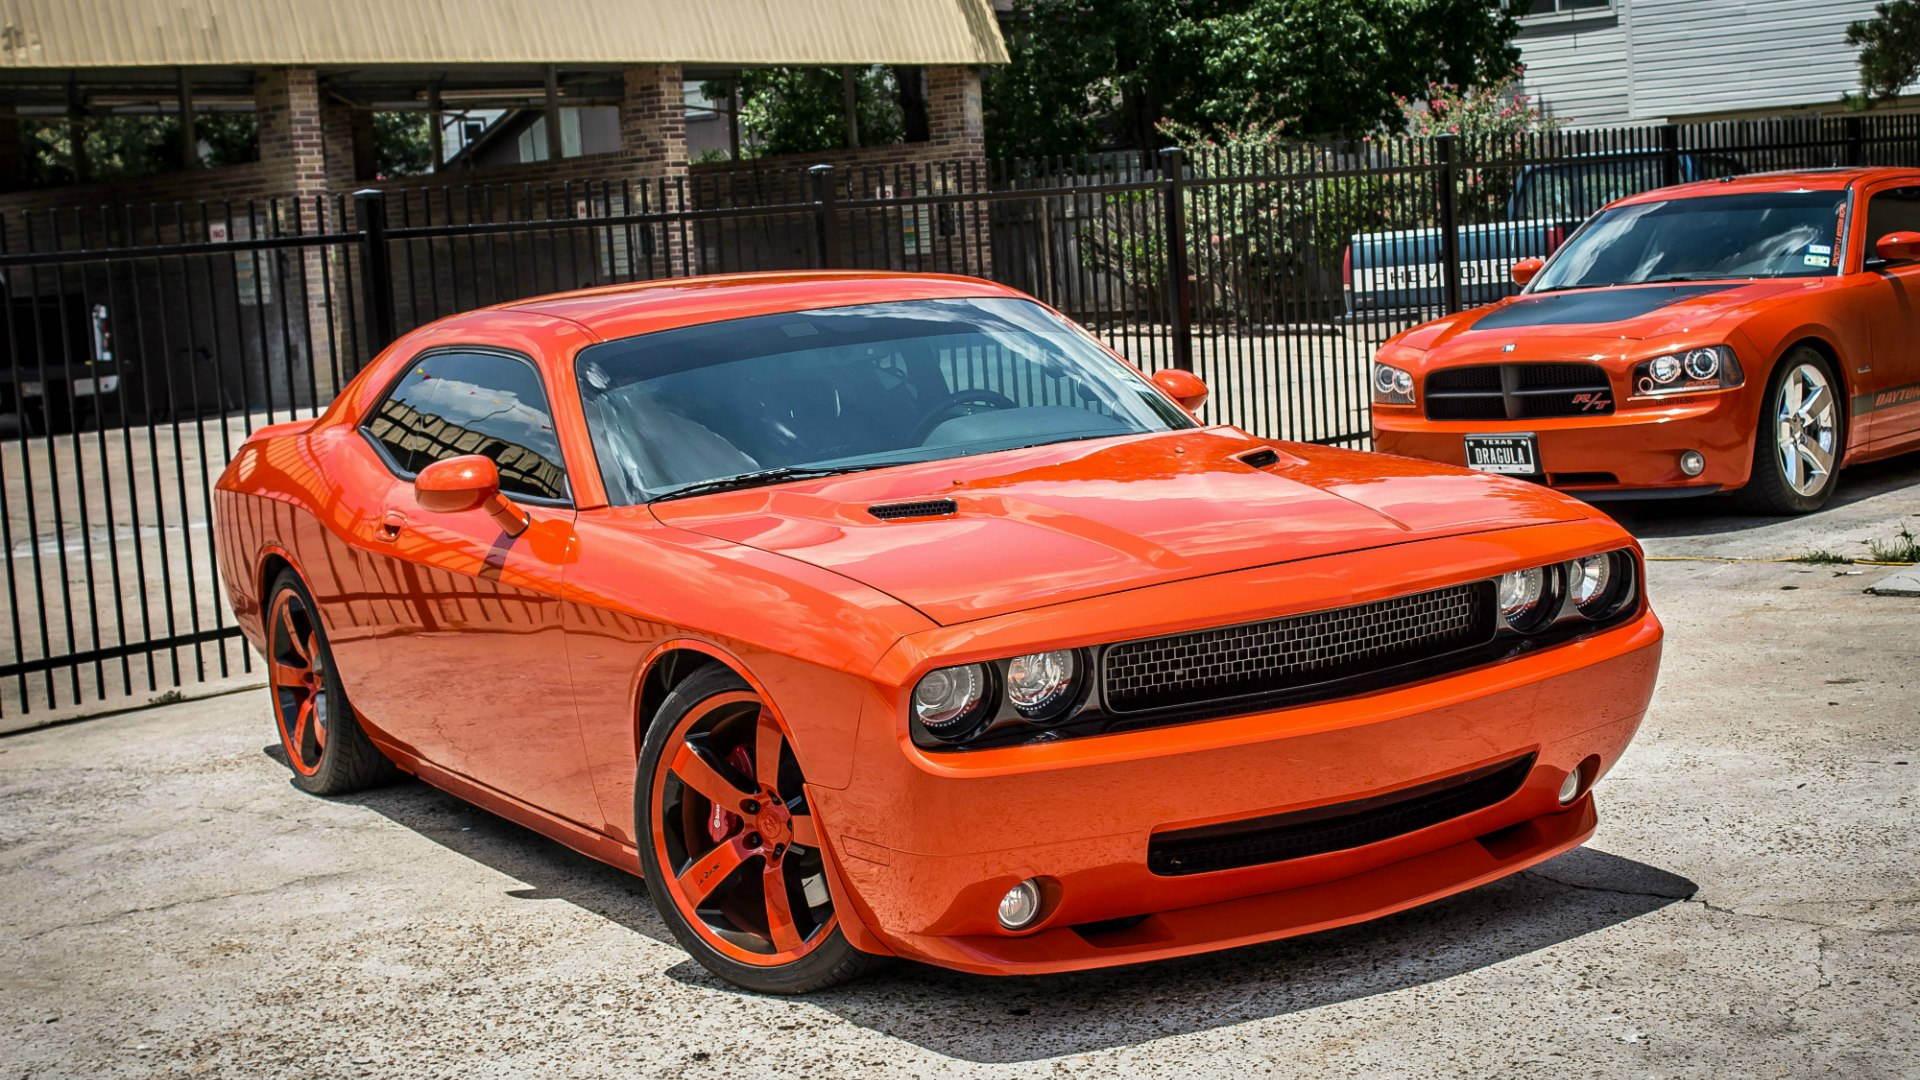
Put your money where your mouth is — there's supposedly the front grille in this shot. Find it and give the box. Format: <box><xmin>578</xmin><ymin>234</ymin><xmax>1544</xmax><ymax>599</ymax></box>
<box><xmin>1425</xmin><ymin>362</ymin><xmax>1614</xmax><ymax>421</ymax></box>
<box><xmin>867</xmin><ymin>498</ymin><xmax>957</xmax><ymax>520</ymax></box>
<box><xmin>1147</xmin><ymin>754</ymin><xmax>1536</xmax><ymax>875</ymax></box>
<box><xmin>1102</xmin><ymin>582</ymin><xmax>1495</xmax><ymax>716</ymax></box>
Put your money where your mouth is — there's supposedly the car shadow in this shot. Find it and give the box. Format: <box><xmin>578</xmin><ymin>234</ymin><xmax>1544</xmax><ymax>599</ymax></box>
<box><xmin>682</xmin><ymin>846</ymin><xmax>1696</xmax><ymax>1063</ymax></box>
<box><xmin>1598</xmin><ymin>452</ymin><xmax>1920</xmax><ymax>539</ymax></box>
<box><xmin>279</xmin><ymin>749</ymin><xmax>1697</xmax><ymax>1064</ymax></box>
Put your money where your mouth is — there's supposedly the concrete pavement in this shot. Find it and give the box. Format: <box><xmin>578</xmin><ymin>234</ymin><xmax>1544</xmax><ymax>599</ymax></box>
<box><xmin>3</xmin><ymin>484</ymin><xmax>1918</xmax><ymax>1077</ymax></box>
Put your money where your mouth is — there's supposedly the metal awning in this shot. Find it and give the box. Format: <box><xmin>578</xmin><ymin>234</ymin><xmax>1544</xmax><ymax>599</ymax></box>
<box><xmin>0</xmin><ymin>0</ymin><xmax>1009</xmax><ymax>68</ymax></box>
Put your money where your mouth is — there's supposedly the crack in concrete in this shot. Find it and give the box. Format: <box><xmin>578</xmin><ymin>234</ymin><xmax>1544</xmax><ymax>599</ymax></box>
<box><xmin>15</xmin><ymin>869</ymin><xmax>358</xmax><ymax>942</ymax></box>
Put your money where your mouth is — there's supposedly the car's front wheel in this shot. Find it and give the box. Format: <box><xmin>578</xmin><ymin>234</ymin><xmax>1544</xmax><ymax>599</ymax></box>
<box><xmin>265</xmin><ymin>569</ymin><xmax>399</xmax><ymax>795</ymax></box>
<box><xmin>1741</xmin><ymin>346</ymin><xmax>1845</xmax><ymax>514</ymax></box>
<box><xmin>635</xmin><ymin>666</ymin><xmax>885</xmax><ymax>994</ymax></box>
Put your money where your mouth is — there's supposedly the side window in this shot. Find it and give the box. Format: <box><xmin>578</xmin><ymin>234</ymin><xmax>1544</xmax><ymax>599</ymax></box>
<box><xmin>1866</xmin><ymin>187</ymin><xmax>1920</xmax><ymax>248</ymax></box>
<box><xmin>364</xmin><ymin>350</ymin><xmax>569</xmax><ymax>503</ymax></box>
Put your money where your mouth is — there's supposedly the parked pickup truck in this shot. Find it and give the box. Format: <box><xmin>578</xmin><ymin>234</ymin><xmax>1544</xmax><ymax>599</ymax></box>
<box><xmin>1343</xmin><ymin>151</ymin><xmax>1746</xmax><ymax>319</ymax></box>
<box><xmin>0</xmin><ymin>277</ymin><xmax>116</xmax><ymax>435</ymax></box>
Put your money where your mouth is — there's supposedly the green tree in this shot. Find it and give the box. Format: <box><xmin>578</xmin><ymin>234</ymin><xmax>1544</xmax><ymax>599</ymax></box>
<box><xmin>374</xmin><ymin>113</ymin><xmax>434</xmax><ymax>176</ymax></box>
<box><xmin>1847</xmin><ymin>0</ymin><xmax>1920</xmax><ymax>106</ymax></box>
<box><xmin>986</xmin><ymin>0</ymin><xmax>1521</xmax><ymax>158</ymax></box>
<box><xmin>702</xmin><ymin>67</ymin><xmax>904</xmax><ymax>159</ymax></box>
<box><xmin>24</xmin><ymin>113</ymin><xmax>258</xmax><ymax>186</ymax></box>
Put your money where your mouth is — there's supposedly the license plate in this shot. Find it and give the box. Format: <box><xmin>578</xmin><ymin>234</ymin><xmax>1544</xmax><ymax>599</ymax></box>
<box><xmin>20</xmin><ymin>380</ymin><xmax>42</xmax><ymax>398</ymax></box>
<box><xmin>1464</xmin><ymin>433</ymin><xmax>1539</xmax><ymax>475</ymax></box>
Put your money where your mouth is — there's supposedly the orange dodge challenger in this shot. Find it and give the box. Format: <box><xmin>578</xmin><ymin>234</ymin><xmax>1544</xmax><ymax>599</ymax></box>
<box><xmin>1372</xmin><ymin>168</ymin><xmax>1920</xmax><ymax>513</ymax></box>
<box><xmin>214</xmin><ymin>272</ymin><xmax>1662</xmax><ymax>993</ymax></box>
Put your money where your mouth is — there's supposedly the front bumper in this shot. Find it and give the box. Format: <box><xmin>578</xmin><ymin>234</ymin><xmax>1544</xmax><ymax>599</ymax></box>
<box><xmin>1372</xmin><ymin>393</ymin><xmax>1754</xmax><ymax>493</ymax></box>
<box><xmin>812</xmin><ymin>528</ymin><xmax>1662</xmax><ymax>975</ymax></box>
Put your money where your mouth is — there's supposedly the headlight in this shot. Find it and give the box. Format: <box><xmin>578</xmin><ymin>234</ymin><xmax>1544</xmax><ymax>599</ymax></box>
<box><xmin>1567</xmin><ymin>550</ymin><xmax>1634</xmax><ymax>620</ymax></box>
<box><xmin>1634</xmin><ymin>345</ymin><xmax>1743</xmax><ymax>396</ymax></box>
<box><xmin>1005</xmin><ymin>650</ymin><xmax>1080</xmax><ymax>722</ymax></box>
<box><xmin>912</xmin><ymin>663</ymin><xmax>989</xmax><ymax>739</ymax></box>
<box><xmin>1371</xmin><ymin>361</ymin><xmax>1415</xmax><ymax>406</ymax></box>
<box><xmin>1497</xmin><ymin>566</ymin><xmax>1558</xmax><ymax>632</ymax></box>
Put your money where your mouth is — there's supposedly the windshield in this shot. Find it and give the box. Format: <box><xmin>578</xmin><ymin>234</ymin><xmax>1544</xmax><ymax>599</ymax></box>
<box><xmin>1530</xmin><ymin>191</ymin><xmax>1847</xmax><ymax>292</ymax></box>
<box><xmin>574</xmin><ymin>297</ymin><xmax>1194</xmax><ymax>504</ymax></box>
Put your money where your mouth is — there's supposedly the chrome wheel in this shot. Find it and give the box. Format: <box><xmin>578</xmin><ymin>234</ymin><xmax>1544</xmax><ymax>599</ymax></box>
<box><xmin>1774</xmin><ymin>361</ymin><xmax>1837</xmax><ymax>498</ymax></box>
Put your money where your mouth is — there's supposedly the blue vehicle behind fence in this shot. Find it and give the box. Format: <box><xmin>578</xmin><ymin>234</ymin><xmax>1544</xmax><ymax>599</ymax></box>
<box><xmin>1343</xmin><ymin>151</ymin><xmax>1746</xmax><ymax>319</ymax></box>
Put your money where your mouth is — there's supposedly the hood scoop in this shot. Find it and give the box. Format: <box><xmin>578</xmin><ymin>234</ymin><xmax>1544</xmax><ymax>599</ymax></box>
<box><xmin>868</xmin><ymin>498</ymin><xmax>959</xmax><ymax>521</ymax></box>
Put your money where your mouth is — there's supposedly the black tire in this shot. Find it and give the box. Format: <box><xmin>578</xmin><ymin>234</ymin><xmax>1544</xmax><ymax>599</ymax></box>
<box><xmin>265</xmin><ymin>569</ymin><xmax>400</xmax><ymax>795</ymax></box>
<box><xmin>1737</xmin><ymin>346</ymin><xmax>1846</xmax><ymax>515</ymax></box>
<box><xmin>634</xmin><ymin>665</ymin><xmax>887</xmax><ymax>994</ymax></box>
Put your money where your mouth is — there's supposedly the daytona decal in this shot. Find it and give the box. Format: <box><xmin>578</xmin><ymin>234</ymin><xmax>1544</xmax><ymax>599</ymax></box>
<box><xmin>1852</xmin><ymin>380</ymin><xmax>1920</xmax><ymax>414</ymax></box>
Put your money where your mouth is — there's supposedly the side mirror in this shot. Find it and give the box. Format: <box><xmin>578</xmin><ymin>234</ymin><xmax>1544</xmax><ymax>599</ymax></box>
<box><xmin>1875</xmin><ymin>231</ymin><xmax>1920</xmax><ymax>264</ymax></box>
<box><xmin>415</xmin><ymin>454</ymin><xmax>529</xmax><ymax>536</ymax></box>
<box><xmin>1511</xmin><ymin>257</ymin><xmax>1546</xmax><ymax>286</ymax></box>
<box><xmin>1152</xmin><ymin>368</ymin><xmax>1210</xmax><ymax>413</ymax></box>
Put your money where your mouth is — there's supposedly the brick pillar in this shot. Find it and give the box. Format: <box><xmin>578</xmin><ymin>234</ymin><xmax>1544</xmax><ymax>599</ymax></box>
<box><xmin>619</xmin><ymin>63</ymin><xmax>692</xmax><ymax>275</ymax></box>
<box><xmin>253</xmin><ymin>66</ymin><xmax>340</xmax><ymax>409</ymax></box>
<box><xmin>924</xmin><ymin>66</ymin><xmax>990</xmax><ymax>277</ymax></box>
<box><xmin>0</xmin><ymin>105</ymin><xmax>22</xmax><ymax>193</ymax></box>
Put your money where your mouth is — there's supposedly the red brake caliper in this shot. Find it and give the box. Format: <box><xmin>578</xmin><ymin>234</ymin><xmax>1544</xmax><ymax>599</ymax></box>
<box><xmin>707</xmin><ymin>746</ymin><xmax>756</xmax><ymax>842</ymax></box>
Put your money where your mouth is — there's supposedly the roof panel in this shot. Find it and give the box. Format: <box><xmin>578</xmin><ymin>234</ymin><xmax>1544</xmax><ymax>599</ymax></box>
<box><xmin>0</xmin><ymin>0</ymin><xmax>1009</xmax><ymax>67</ymax></box>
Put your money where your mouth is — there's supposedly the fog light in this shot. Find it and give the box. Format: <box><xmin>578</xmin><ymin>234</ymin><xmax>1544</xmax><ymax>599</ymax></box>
<box><xmin>1679</xmin><ymin>450</ymin><xmax>1705</xmax><ymax>477</ymax></box>
<box><xmin>997</xmin><ymin>879</ymin><xmax>1044</xmax><ymax>931</ymax></box>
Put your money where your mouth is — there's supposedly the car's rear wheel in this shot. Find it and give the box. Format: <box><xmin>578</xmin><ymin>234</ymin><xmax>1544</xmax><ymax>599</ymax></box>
<box><xmin>265</xmin><ymin>569</ymin><xmax>398</xmax><ymax>795</ymax></box>
<box><xmin>1740</xmin><ymin>346</ymin><xmax>1844</xmax><ymax>515</ymax></box>
<box><xmin>635</xmin><ymin>666</ymin><xmax>885</xmax><ymax>994</ymax></box>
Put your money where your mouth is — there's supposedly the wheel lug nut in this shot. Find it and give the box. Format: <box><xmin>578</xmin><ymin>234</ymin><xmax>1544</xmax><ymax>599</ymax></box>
<box><xmin>741</xmin><ymin>799</ymin><xmax>759</xmax><ymax>815</ymax></box>
<box><xmin>773</xmin><ymin>844</ymin><xmax>786</xmax><ymax>859</ymax></box>
<box><xmin>745</xmin><ymin>832</ymin><xmax>762</xmax><ymax>848</ymax></box>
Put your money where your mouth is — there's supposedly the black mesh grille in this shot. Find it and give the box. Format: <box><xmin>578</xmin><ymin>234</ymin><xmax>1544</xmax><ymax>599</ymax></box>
<box><xmin>1424</xmin><ymin>362</ymin><xmax>1613</xmax><ymax>421</ymax></box>
<box><xmin>1102</xmin><ymin>583</ymin><xmax>1494</xmax><ymax>715</ymax></box>
<box><xmin>868</xmin><ymin>499</ymin><xmax>958</xmax><ymax>520</ymax></box>
<box><xmin>1147</xmin><ymin>754</ymin><xmax>1536</xmax><ymax>875</ymax></box>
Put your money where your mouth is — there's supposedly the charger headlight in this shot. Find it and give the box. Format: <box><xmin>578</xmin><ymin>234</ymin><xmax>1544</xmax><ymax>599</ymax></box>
<box><xmin>1372</xmin><ymin>362</ymin><xmax>1415</xmax><ymax>406</ymax></box>
<box><xmin>1634</xmin><ymin>346</ymin><xmax>1743</xmax><ymax>396</ymax></box>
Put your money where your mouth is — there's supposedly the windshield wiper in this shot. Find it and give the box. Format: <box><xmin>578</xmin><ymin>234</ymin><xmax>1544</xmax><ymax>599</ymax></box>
<box><xmin>649</xmin><ymin>463</ymin><xmax>899</xmax><ymax>502</ymax></box>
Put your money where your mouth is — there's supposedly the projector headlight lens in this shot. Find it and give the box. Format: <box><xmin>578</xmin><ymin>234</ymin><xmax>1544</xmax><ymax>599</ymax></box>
<box><xmin>1005</xmin><ymin>650</ymin><xmax>1080</xmax><ymax>722</ymax></box>
<box><xmin>1498</xmin><ymin>566</ymin><xmax>1556</xmax><ymax>632</ymax></box>
<box><xmin>913</xmin><ymin>663</ymin><xmax>989</xmax><ymax>738</ymax></box>
<box><xmin>1569</xmin><ymin>550</ymin><xmax>1633</xmax><ymax>619</ymax></box>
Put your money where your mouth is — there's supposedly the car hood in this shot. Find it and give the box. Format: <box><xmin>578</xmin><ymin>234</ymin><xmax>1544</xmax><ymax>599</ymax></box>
<box><xmin>648</xmin><ymin>429</ymin><xmax>1588</xmax><ymax>625</ymax></box>
<box><xmin>1411</xmin><ymin>278</ymin><xmax>1825</xmax><ymax>352</ymax></box>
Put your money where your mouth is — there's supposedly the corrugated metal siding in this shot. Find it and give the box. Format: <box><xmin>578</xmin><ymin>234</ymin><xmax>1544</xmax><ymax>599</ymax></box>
<box><xmin>1517</xmin><ymin>15</ymin><xmax>1633</xmax><ymax>126</ymax></box>
<box><xmin>0</xmin><ymin>0</ymin><xmax>1009</xmax><ymax>68</ymax></box>
<box><xmin>1626</xmin><ymin>0</ymin><xmax>1878</xmax><ymax>119</ymax></box>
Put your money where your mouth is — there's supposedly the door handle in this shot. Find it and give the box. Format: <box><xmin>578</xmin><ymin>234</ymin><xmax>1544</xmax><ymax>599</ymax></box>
<box><xmin>376</xmin><ymin>510</ymin><xmax>406</xmax><ymax>543</ymax></box>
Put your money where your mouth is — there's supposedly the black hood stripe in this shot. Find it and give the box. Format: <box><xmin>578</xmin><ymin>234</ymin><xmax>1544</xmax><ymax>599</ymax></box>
<box><xmin>1471</xmin><ymin>284</ymin><xmax>1739</xmax><ymax>330</ymax></box>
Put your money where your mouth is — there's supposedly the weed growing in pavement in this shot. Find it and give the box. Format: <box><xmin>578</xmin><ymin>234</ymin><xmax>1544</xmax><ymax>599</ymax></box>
<box><xmin>1788</xmin><ymin>550</ymin><xmax>1854</xmax><ymax>565</ymax></box>
<box><xmin>1867</xmin><ymin>525</ymin><xmax>1920</xmax><ymax>564</ymax></box>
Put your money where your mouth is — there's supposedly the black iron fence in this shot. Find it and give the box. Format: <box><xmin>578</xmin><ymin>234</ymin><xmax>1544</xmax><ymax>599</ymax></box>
<box><xmin>4</xmin><ymin>112</ymin><xmax>1918</xmax><ymax>721</ymax></box>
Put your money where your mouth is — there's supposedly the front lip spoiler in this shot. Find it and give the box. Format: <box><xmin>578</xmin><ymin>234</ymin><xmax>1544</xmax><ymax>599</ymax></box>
<box><xmin>1566</xmin><ymin>484</ymin><xmax>1722</xmax><ymax>502</ymax></box>
<box><xmin>882</xmin><ymin>796</ymin><xmax>1601</xmax><ymax>975</ymax></box>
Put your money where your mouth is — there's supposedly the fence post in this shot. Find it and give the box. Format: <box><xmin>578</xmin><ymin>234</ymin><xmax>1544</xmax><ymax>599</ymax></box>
<box><xmin>353</xmin><ymin>189</ymin><xmax>397</xmax><ymax>359</ymax></box>
<box><xmin>1159</xmin><ymin>147</ymin><xmax>1195</xmax><ymax>372</ymax></box>
<box><xmin>1846</xmin><ymin>115</ymin><xmax>1866</xmax><ymax>167</ymax></box>
<box><xmin>1434</xmin><ymin>135</ymin><xmax>1462</xmax><ymax>316</ymax></box>
<box><xmin>1658</xmin><ymin>123</ymin><xmax>1682</xmax><ymax>187</ymax></box>
<box><xmin>809</xmin><ymin>164</ymin><xmax>842</xmax><ymax>269</ymax></box>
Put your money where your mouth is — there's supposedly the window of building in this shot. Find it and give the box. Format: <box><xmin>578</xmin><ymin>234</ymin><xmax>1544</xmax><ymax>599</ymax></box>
<box><xmin>363</xmin><ymin>349</ymin><xmax>570</xmax><ymax>503</ymax></box>
<box><xmin>1521</xmin><ymin>0</ymin><xmax>1611</xmax><ymax>17</ymax></box>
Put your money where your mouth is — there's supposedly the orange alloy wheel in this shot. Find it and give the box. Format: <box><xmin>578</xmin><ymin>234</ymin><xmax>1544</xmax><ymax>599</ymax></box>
<box><xmin>650</xmin><ymin>689</ymin><xmax>836</xmax><ymax>965</ymax></box>
<box><xmin>269</xmin><ymin>587</ymin><xmax>330</xmax><ymax>777</ymax></box>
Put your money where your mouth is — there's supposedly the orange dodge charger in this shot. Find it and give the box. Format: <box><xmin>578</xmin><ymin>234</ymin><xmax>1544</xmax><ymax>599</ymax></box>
<box><xmin>214</xmin><ymin>272</ymin><xmax>1662</xmax><ymax>993</ymax></box>
<box><xmin>1372</xmin><ymin>168</ymin><xmax>1920</xmax><ymax>513</ymax></box>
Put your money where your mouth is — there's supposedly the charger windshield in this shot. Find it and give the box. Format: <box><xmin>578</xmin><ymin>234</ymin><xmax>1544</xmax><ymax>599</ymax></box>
<box><xmin>1531</xmin><ymin>191</ymin><xmax>1847</xmax><ymax>292</ymax></box>
<box><xmin>575</xmin><ymin>297</ymin><xmax>1194</xmax><ymax>504</ymax></box>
